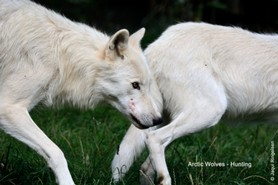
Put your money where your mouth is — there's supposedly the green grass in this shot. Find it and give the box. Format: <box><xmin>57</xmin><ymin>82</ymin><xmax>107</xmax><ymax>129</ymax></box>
<box><xmin>0</xmin><ymin>105</ymin><xmax>278</xmax><ymax>185</ymax></box>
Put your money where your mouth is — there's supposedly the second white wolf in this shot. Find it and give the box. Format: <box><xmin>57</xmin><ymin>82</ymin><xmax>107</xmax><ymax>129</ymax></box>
<box><xmin>112</xmin><ymin>22</ymin><xmax>278</xmax><ymax>185</ymax></box>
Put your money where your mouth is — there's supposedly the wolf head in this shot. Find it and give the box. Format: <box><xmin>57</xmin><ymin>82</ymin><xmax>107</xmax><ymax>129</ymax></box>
<box><xmin>100</xmin><ymin>28</ymin><xmax>163</xmax><ymax>129</ymax></box>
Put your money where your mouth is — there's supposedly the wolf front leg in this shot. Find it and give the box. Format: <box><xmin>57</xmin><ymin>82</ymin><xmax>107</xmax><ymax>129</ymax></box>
<box><xmin>112</xmin><ymin>124</ymin><xmax>147</xmax><ymax>181</ymax></box>
<box><xmin>142</xmin><ymin>101</ymin><xmax>226</xmax><ymax>185</ymax></box>
<box><xmin>0</xmin><ymin>104</ymin><xmax>74</xmax><ymax>185</ymax></box>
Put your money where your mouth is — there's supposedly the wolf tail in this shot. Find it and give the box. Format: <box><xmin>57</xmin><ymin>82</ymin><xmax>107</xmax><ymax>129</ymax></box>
<box><xmin>111</xmin><ymin>124</ymin><xmax>146</xmax><ymax>182</ymax></box>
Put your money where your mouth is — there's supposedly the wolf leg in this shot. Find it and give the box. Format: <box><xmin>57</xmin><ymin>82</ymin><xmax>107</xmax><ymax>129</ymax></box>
<box><xmin>0</xmin><ymin>104</ymin><xmax>74</xmax><ymax>185</ymax></box>
<box><xmin>144</xmin><ymin>101</ymin><xmax>226</xmax><ymax>185</ymax></box>
<box><xmin>140</xmin><ymin>156</ymin><xmax>156</xmax><ymax>185</ymax></box>
<box><xmin>112</xmin><ymin>124</ymin><xmax>147</xmax><ymax>181</ymax></box>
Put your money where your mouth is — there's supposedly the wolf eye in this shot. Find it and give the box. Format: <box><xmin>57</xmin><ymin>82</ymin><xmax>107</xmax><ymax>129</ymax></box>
<box><xmin>131</xmin><ymin>82</ymin><xmax>140</xmax><ymax>90</ymax></box>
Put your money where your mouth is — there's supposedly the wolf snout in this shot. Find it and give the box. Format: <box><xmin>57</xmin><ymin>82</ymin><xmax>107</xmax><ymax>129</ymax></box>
<box><xmin>130</xmin><ymin>113</ymin><xmax>149</xmax><ymax>129</ymax></box>
<box><xmin>130</xmin><ymin>113</ymin><xmax>163</xmax><ymax>129</ymax></box>
<box><xmin>153</xmin><ymin>117</ymin><xmax>163</xmax><ymax>126</ymax></box>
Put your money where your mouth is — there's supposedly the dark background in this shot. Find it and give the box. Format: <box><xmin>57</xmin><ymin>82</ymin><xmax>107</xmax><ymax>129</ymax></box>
<box><xmin>34</xmin><ymin>0</ymin><xmax>278</xmax><ymax>47</ymax></box>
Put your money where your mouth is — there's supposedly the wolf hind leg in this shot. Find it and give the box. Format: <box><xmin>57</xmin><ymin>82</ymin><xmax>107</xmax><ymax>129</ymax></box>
<box><xmin>0</xmin><ymin>104</ymin><xmax>74</xmax><ymax>185</ymax></box>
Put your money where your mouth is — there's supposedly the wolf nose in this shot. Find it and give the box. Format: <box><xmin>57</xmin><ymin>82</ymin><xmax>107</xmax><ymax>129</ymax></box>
<box><xmin>153</xmin><ymin>117</ymin><xmax>163</xmax><ymax>126</ymax></box>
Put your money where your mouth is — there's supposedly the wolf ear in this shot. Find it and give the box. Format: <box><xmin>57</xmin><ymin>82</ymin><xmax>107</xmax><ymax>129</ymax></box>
<box><xmin>105</xmin><ymin>29</ymin><xmax>129</xmax><ymax>60</ymax></box>
<box><xmin>129</xmin><ymin>28</ymin><xmax>145</xmax><ymax>46</ymax></box>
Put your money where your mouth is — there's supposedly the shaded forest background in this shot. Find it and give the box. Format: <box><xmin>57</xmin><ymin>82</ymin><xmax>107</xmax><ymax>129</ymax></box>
<box><xmin>34</xmin><ymin>0</ymin><xmax>278</xmax><ymax>46</ymax></box>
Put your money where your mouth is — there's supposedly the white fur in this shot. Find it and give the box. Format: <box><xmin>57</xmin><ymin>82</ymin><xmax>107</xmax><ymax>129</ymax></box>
<box><xmin>0</xmin><ymin>0</ymin><xmax>162</xmax><ymax>184</ymax></box>
<box><xmin>112</xmin><ymin>22</ymin><xmax>278</xmax><ymax>185</ymax></box>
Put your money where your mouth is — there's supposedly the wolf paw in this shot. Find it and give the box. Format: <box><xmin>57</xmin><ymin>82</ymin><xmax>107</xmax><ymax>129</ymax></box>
<box><xmin>157</xmin><ymin>173</ymin><xmax>171</xmax><ymax>185</ymax></box>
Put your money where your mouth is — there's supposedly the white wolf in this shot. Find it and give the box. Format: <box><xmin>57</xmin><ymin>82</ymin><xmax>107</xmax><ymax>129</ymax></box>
<box><xmin>0</xmin><ymin>0</ymin><xmax>162</xmax><ymax>184</ymax></box>
<box><xmin>112</xmin><ymin>22</ymin><xmax>278</xmax><ymax>185</ymax></box>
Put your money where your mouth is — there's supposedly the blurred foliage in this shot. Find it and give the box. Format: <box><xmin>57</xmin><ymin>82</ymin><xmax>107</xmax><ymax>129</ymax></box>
<box><xmin>34</xmin><ymin>0</ymin><xmax>278</xmax><ymax>46</ymax></box>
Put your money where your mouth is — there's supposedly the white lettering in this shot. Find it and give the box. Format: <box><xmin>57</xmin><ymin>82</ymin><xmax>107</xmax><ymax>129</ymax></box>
<box><xmin>230</xmin><ymin>162</ymin><xmax>252</xmax><ymax>168</ymax></box>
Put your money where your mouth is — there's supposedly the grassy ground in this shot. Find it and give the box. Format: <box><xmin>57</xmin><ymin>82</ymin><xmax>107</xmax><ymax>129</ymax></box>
<box><xmin>0</xmin><ymin>105</ymin><xmax>277</xmax><ymax>185</ymax></box>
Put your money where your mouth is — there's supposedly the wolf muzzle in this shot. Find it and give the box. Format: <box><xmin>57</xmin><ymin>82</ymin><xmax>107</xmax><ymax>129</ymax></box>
<box><xmin>130</xmin><ymin>114</ymin><xmax>163</xmax><ymax>129</ymax></box>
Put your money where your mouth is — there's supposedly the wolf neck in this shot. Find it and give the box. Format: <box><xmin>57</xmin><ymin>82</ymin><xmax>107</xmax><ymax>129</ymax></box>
<box><xmin>48</xmin><ymin>19</ymin><xmax>110</xmax><ymax>109</ymax></box>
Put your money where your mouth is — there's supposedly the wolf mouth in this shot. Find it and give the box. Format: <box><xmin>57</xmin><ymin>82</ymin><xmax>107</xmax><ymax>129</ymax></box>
<box><xmin>130</xmin><ymin>114</ymin><xmax>149</xmax><ymax>129</ymax></box>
